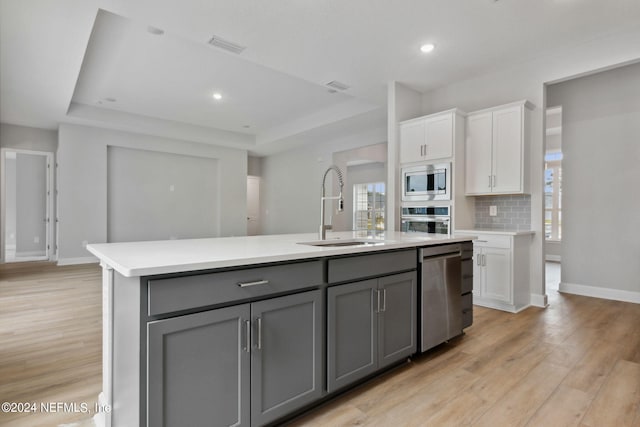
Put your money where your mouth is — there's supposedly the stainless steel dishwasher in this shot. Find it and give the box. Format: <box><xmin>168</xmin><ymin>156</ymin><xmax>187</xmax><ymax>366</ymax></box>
<box><xmin>420</xmin><ymin>243</ymin><xmax>462</xmax><ymax>352</ymax></box>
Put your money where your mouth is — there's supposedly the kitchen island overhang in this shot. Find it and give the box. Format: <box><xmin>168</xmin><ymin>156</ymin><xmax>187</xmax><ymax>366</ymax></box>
<box><xmin>87</xmin><ymin>231</ymin><xmax>475</xmax><ymax>427</ymax></box>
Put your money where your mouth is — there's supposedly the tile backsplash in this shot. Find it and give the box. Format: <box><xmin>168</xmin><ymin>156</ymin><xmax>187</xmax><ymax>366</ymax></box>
<box><xmin>474</xmin><ymin>195</ymin><xmax>531</xmax><ymax>231</ymax></box>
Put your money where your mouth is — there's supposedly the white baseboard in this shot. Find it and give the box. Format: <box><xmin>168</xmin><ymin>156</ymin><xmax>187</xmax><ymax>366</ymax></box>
<box><xmin>559</xmin><ymin>282</ymin><xmax>640</xmax><ymax>304</ymax></box>
<box><xmin>57</xmin><ymin>256</ymin><xmax>99</xmax><ymax>266</ymax></box>
<box><xmin>545</xmin><ymin>254</ymin><xmax>561</xmax><ymax>262</ymax></box>
<box><xmin>530</xmin><ymin>293</ymin><xmax>549</xmax><ymax>308</ymax></box>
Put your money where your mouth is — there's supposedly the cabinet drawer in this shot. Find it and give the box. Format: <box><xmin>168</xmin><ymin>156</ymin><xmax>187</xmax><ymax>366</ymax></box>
<box><xmin>328</xmin><ymin>250</ymin><xmax>416</xmax><ymax>284</ymax></box>
<box><xmin>148</xmin><ymin>260</ymin><xmax>323</xmax><ymax>316</ymax></box>
<box><xmin>473</xmin><ymin>235</ymin><xmax>511</xmax><ymax>249</ymax></box>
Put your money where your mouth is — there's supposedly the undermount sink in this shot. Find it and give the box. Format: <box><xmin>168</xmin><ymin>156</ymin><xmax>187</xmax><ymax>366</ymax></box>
<box><xmin>298</xmin><ymin>239</ymin><xmax>387</xmax><ymax>247</ymax></box>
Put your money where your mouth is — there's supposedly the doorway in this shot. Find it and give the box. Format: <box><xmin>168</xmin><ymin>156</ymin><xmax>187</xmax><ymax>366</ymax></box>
<box><xmin>1</xmin><ymin>149</ymin><xmax>54</xmax><ymax>262</ymax></box>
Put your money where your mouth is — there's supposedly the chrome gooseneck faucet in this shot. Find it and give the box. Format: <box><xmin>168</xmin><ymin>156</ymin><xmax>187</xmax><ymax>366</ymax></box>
<box><xmin>319</xmin><ymin>165</ymin><xmax>344</xmax><ymax>240</ymax></box>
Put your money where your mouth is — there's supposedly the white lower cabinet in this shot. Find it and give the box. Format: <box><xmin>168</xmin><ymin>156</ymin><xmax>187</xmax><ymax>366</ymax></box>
<box><xmin>469</xmin><ymin>232</ymin><xmax>532</xmax><ymax>313</ymax></box>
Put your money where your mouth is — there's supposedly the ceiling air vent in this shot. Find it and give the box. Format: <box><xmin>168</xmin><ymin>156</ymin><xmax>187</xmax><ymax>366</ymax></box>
<box><xmin>208</xmin><ymin>35</ymin><xmax>246</xmax><ymax>54</ymax></box>
<box><xmin>325</xmin><ymin>81</ymin><xmax>350</xmax><ymax>91</ymax></box>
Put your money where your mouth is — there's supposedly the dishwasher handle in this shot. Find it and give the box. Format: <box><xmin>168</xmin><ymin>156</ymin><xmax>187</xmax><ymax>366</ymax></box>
<box><xmin>420</xmin><ymin>244</ymin><xmax>461</xmax><ymax>260</ymax></box>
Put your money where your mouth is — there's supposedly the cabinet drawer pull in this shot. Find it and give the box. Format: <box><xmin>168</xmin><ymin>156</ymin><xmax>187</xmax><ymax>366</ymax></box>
<box><xmin>462</xmin><ymin>308</ymin><xmax>472</xmax><ymax>314</ymax></box>
<box><xmin>375</xmin><ymin>289</ymin><xmax>380</xmax><ymax>313</ymax></box>
<box><xmin>237</xmin><ymin>279</ymin><xmax>270</xmax><ymax>288</ymax></box>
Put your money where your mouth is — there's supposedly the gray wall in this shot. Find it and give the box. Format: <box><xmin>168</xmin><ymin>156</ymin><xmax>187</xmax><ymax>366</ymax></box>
<box><xmin>107</xmin><ymin>146</ymin><xmax>219</xmax><ymax>242</ymax></box>
<box><xmin>57</xmin><ymin>124</ymin><xmax>247</xmax><ymax>263</ymax></box>
<box><xmin>16</xmin><ymin>153</ymin><xmax>47</xmax><ymax>255</ymax></box>
<box><xmin>0</xmin><ymin>123</ymin><xmax>58</xmax><ymax>152</ymax></box>
<box><xmin>259</xmin><ymin>128</ymin><xmax>386</xmax><ymax>235</ymax></box>
<box><xmin>547</xmin><ymin>61</ymin><xmax>640</xmax><ymax>295</ymax></box>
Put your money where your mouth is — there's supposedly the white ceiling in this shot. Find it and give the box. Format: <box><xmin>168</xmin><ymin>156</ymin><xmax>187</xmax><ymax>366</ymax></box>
<box><xmin>2</xmin><ymin>0</ymin><xmax>640</xmax><ymax>155</ymax></box>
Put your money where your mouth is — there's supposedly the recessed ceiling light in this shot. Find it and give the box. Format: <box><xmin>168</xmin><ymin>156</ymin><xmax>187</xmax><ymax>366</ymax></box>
<box><xmin>243</xmin><ymin>125</ymin><xmax>251</xmax><ymax>129</ymax></box>
<box><xmin>420</xmin><ymin>43</ymin><xmax>436</xmax><ymax>53</ymax></box>
<box><xmin>104</xmin><ymin>97</ymin><xmax>117</xmax><ymax>102</ymax></box>
<box><xmin>147</xmin><ymin>26</ymin><xmax>165</xmax><ymax>36</ymax></box>
<box><xmin>212</xmin><ymin>93</ymin><xmax>222</xmax><ymax>100</ymax></box>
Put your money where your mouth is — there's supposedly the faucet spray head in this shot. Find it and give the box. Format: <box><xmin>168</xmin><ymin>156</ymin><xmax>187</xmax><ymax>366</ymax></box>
<box><xmin>338</xmin><ymin>192</ymin><xmax>344</xmax><ymax>212</ymax></box>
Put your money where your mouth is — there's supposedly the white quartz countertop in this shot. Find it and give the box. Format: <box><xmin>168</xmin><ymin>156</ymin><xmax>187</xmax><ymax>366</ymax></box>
<box><xmin>455</xmin><ymin>229</ymin><xmax>535</xmax><ymax>236</ymax></box>
<box><xmin>86</xmin><ymin>231</ymin><xmax>476</xmax><ymax>277</ymax></box>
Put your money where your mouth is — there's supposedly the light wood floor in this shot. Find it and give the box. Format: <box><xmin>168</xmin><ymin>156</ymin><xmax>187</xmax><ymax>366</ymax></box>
<box><xmin>1</xmin><ymin>263</ymin><xmax>639</xmax><ymax>426</ymax></box>
<box><xmin>290</xmin><ymin>285</ymin><xmax>640</xmax><ymax>426</ymax></box>
<box><xmin>0</xmin><ymin>262</ymin><xmax>102</xmax><ymax>427</ymax></box>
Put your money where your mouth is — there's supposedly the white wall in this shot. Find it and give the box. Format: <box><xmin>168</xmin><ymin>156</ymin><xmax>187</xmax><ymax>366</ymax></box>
<box><xmin>548</xmin><ymin>62</ymin><xmax>640</xmax><ymax>300</ymax></box>
<box><xmin>259</xmin><ymin>127</ymin><xmax>386</xmax><ymax>235</ymax></box>
<box><xmin>416</xmin><ymin>26</ymin><xmax>640</xmax><ymax>305</ymax></box>
<box><xmin>57</xmin><ymin>124</ymin><xmax>247</xmax><ymax>263</ymax></box>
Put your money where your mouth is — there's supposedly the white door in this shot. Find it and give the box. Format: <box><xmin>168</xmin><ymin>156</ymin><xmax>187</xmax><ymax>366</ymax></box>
<box><xmin>1</xmin><ymin>149</ymin><xmax>53</xmax><ymax>262</ymax></box>
<box><xmin>424</xmin><ymin>113</ymin><xmax>453</xmax><ymax>161</ymax></box>
<box><xmin>247</xmin><ymin>176</ymin><xmax>260</xmax><ymax>236</ymax></box>
<box><xmin>465</xmin><ymin>112</ymin><xmax>493</xmax><ymax>194</ymax></box>
<box><xmin>492</xmin><ymin>106</ymin><xmax>523</xmax><ymax>193</ymax></box>
<box><xmin>399</xmin><ymin>120</ymin><xmax>426</xmax><ymax>164</ymax></box>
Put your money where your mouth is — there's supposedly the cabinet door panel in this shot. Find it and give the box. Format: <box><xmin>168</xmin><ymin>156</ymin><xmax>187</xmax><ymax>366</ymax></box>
<box><xmin>473</xmin><ymin>248</ymin><xmax>483</xmax><ymax>296</ymax></box>
<box><xmin>424</xmin><ymin>113</ymin><xmax>453</xmax><ymax>160</ymax></box>
<box><xmin>400</xmin><ymin>120</ymin><xmax>426</xmax><ymax>164</ymax></box>
<box><xmin>147</xmin><ymin>305</ymin><xmax>250</xmax><ymax>427</ymax></box>
<box><xmin>483</xmin><ymin>247</ymin><xmax>512</xmax><ymax>303</ymax></box>
<box><xmin>465</xmin><ymin>112</ymin><xmax>494</xmax><ymax>194</ymax></box>
<box><xmin>492</xmin><ymin>106</ymin><xmax>523</xmax><ymax>193</ymax></box>
<box><xmin>327</xmin><ymin>279</ymin><xmax>378</xmax><ymax>392</ymax></box>
<box><xmin>251</xmin><ymin>290</ymin><xmax>322</xmax><ymax>426</ymax></box>
<box><xmin>378</xmin><ymin>272</ymin><xmax>417</xmax><ymax>368</ymax></box>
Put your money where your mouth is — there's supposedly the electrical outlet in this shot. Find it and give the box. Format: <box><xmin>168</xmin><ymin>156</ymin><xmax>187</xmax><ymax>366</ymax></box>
<box><xmin>489</xmin><ymin>205</ymin><xmax>497</xmax><ymax>216</ymax></box>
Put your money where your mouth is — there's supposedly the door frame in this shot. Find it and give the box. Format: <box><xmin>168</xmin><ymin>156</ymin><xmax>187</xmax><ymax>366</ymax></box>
<box><xmin>0</xmin><ymin>148</ymin><xmax>55</xmax><ymax>263</ymax></box>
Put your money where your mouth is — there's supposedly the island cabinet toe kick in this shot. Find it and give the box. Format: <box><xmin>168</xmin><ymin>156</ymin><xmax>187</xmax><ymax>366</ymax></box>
<box><xmin>92</xmin><ymin>235</ymin><xmax>474</xmax><ymax>427</ymax></box>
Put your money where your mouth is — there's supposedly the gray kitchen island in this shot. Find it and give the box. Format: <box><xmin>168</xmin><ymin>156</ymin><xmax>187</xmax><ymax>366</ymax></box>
<box><xmin>87</xmin><ymin>231</ymin><xmax>474</xmax><ymax>427</ymax></box>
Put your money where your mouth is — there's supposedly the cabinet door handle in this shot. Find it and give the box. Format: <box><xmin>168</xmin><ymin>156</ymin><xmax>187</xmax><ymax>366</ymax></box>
<box><xmin>381</xmin><ymin>289</ymin><xmax>387</xmax><ymax>312</ymax></box>
<box><xmin>243</xmin><ymin>320</ymin><xmax>251</xmax><ymax>353</ymax></box>
<box><xmin>238</xmin><ymin>279</ymin><xmax>269</xmax><ymax>288</ymax></box>
<box><xmin>492</xmin><ymin>175</ymin><xmax>496</xmax><ymax>187</ymax></box>
<box><xmin>477</xmin><ymin>255</ymin><xmax>481</xmax><ymax>266</ymax></box>
<box><xmin>255</xmin><ymin>317</ymin><xmax>262</xmax><ymax>350</ymax></box>
<box><xmin>425</xmin><ymin>144</ymin><xmax>428</xmax><ymax>157</ymax></box>
<box><xmin>375</xmin><ymin>289</ymin><xmax>380</xmax><ymax>313</ymax></box>
<box><xmin>488</xmin><ymin>175</ymin><xmax>492</xmax><ymax>188</ymax></box>
<box><xmin>482</xmin><ymin>254</ymin><xmax>487</xmax><ymax>266</ymax></box>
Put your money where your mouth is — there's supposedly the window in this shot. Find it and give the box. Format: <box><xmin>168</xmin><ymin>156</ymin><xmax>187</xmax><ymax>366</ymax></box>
<box><xmin>545</xmin><ymin>152</ymin><xmax>562</xmax><ymax>240</ymax></box>
<box><xmin>353</xmin><ymin>182</ymin><xmax>385</xmax><ymax>231</ymax></box>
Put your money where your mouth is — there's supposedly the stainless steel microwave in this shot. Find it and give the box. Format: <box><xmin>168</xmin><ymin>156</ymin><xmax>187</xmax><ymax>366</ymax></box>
<box><xmin>401</xmin><ymin>162</ymin><xmax>451</xmax><ymax>201</ymax></box>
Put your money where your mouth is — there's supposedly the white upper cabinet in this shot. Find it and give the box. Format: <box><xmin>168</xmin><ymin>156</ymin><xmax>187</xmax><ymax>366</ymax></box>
<box><xmin>465</xmin><ymin>101</ymin><xmax>532</xmax><ymax>195</ymax></box>
<box><xmin>399</xmin><ymin>110</ymin><xmax>455</xmax><ymax>164</ymax></box>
